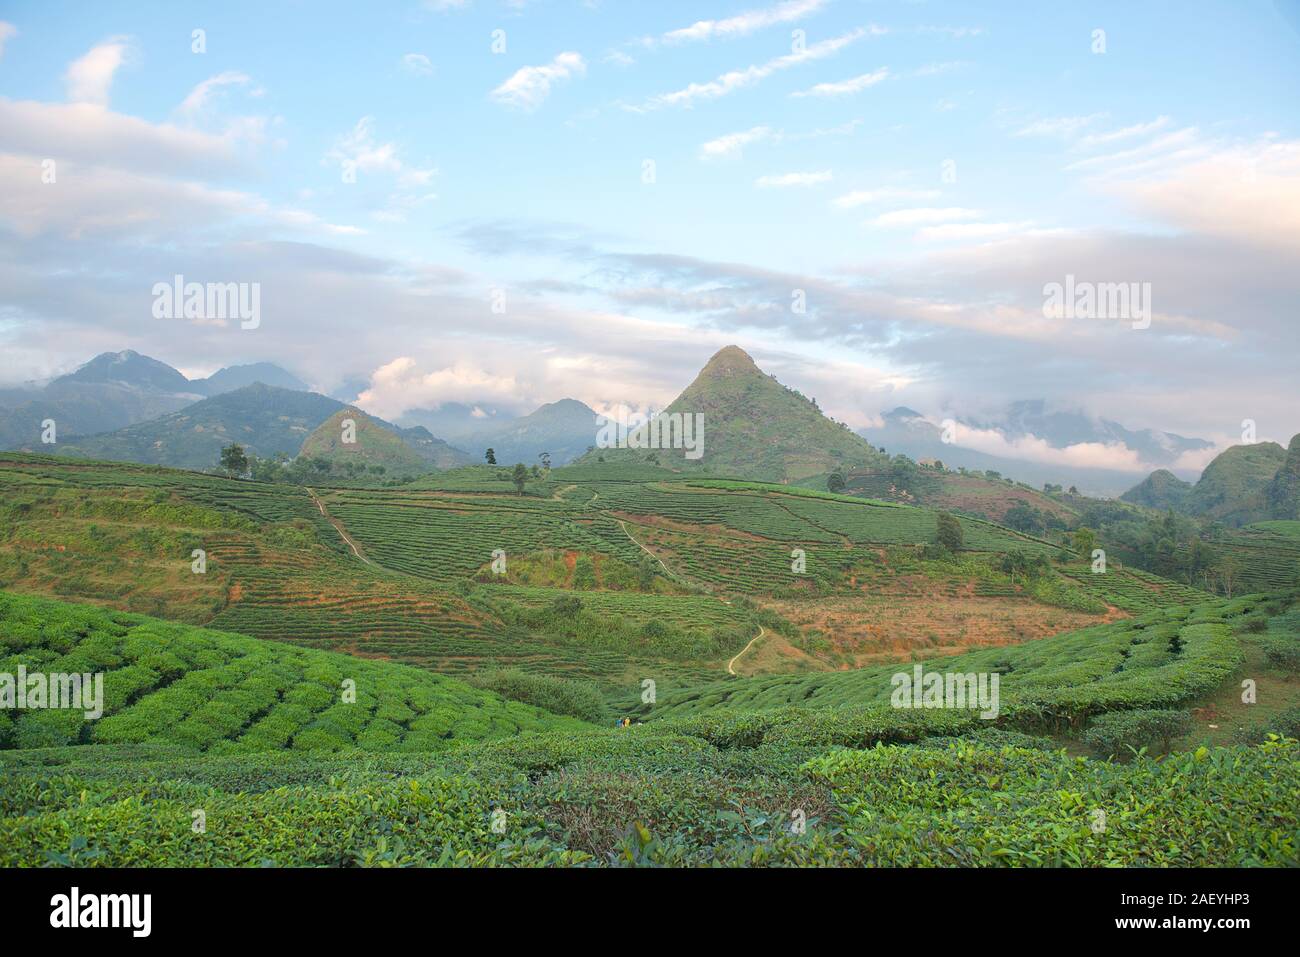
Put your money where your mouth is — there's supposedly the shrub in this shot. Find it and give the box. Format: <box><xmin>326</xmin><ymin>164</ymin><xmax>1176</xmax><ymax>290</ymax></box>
<box><xmin>1082</xmin><ymin>708</ymin><xmax>1193</xmax><ymax>757</ymax></box>
<box><xmin>467</xmin><ymin>669</ymin><xmax>606</xmax><ymax>724</ymax></box>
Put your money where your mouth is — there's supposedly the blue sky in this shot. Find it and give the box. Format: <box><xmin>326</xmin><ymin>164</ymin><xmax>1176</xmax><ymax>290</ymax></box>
<box><xmin>1</xmin><ymin>0</ymin><xmax>1298</xmax><ymax>474</ymax></box>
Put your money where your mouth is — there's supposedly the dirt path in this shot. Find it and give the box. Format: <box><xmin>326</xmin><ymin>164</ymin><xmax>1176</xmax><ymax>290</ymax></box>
<box><xmin>727</xmin><ymin>626</ymin><xmax>766</xmax><ymax>676</ymax></box>
<box><xmin>306</xmin><ymin>488</ymin><xmax>372</xmax><ymax>565</ymax></box>
<box><xmin>617</xmin><ymin>519</ymin><xmax>677</xmax><ymax>579</ymax></box>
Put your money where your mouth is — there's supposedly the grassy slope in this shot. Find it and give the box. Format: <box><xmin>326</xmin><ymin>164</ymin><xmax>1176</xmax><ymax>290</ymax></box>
<box><xmin>1</xmin><ymin>453</ymin><xmax>1214</xmax><ymax>691</ymax></box>
<box><xmin>0</xmin><ymin>591</ymin><xmax>583</xmax><ymax>753</ymax></box>
<box><xmin>298</xmin><ymin>408</ymin><xmax>430</xmax><ymax>474</ymax></box>
<box><xmin>1</xmin><ymin>589</ymin><xmax>1295</xmax><ymax>867</ymax></box>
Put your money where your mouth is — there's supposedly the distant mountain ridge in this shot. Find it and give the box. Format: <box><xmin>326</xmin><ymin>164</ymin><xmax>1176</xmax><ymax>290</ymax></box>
<box><xmin>400</xmin><ymin>397</ymin><xmax>598</xmax><ymax>466</ymax></box>
<box><xmin>0</xmin><ymin>350</ymin><xmax>307</xmax><ymax>450</ymax></box>
<box><xmin>858</xmin><ymin>405</ymin><xmax>1211</xmax><ymax>497</ymax></box>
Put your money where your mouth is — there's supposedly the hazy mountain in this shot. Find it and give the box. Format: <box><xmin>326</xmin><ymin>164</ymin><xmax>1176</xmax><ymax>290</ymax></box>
<box><xmin>400</xmin><ymin>399</ymin><xmax>597</xmax><ymax>466</ymax></box>
<box><xmin>858</xmin><ymin>407</ymin><xmax>1164</xmax><ymax>497</ymax></box>
<box><xmin>577</xmin><ymin>345</ymin><xmax>883</xmax><ymax>482</ymax></box>
<box><xmin>975</xmin><ymin>400</ymin><xmax>1213</xmax><ymax>470</ymax></box>
<box><xmin>55</xmin><ymin>384</ymin><xmax>348</xmax><ymax>469</ymax></box>
<box><xmin>53</xmin><ymin>349</ymin><xmax>194</xmax><ymax>394</ymax></box>
<box><xmin>0</xmin><ymin>351</ymin><xmax>200</xmax><ymax>448</ymax></box>
<box><xmin>192</xmin><ymin>362</ymin><xmax>308</xmax><ymax>395</ymax></box>
<box><xmin>0</xmin><ymin>351</ymin><xmax>308</xmax><ymax>451</ymax></box>
<box><xmin>398</xmin><ymin>402</ymin><xmax>511</xmax><ymax>444</ymax></box>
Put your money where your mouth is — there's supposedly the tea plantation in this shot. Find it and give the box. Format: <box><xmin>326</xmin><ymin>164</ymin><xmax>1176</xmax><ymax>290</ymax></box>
<box><xmin>1</xmin><ymin>589</ymin><xmax>1297</xmax><ymax>867</ymax></box>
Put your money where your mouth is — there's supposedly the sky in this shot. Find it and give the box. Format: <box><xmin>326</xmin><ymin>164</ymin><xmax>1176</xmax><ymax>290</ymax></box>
<box><xmin>1</xmin><ymin>0</ymin><xmax>1298</xmax><ymax>474</ymax></box>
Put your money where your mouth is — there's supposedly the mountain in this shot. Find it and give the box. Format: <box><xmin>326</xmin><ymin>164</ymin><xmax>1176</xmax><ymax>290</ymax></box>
<box><xmin>0</xmin><ymin>351</ymin><xmax>200</xmax><ymax>448</ymax></box>
<box><xmin>399</xmin><ymin>402</ymin><xmax>512</xmax><ymax>444</ymax></box>
<box><xmin>0</xmin><ymin>351</ymin><xmax>309</xmax><ymax>451</ymax></box>
<box><xmin>54</xmin><ymin>349</ymin><xmax>194</xmax><ymax>394</ymax></box>
<box><xmin>400</xmin><ymin>398</ymin><xmax>599</xmax><ymax>466</ymax></box>
<box><xmin>55</xmin><ymin>383</ymin><xmax>348</xmax><ymax>469</ymax></box>
<box><xmin>858</xmin><ymin>407</ymin><xmax>1160</xmax><ymax>496</ymax></box>
<box><xmin>298</xmin><ymin>408</ymin><xmax>470</xmax><ymax>474</ymax></box>
<box><xmin>1120</xmin><ymin>469</ymin><xmax>1194</xmax><ymax>511</ymax></box>
<box><xmin>974</xmin><ymin>400</ymin><xmax>1212</xmax><ymax>469</ymax></box>
<box><xmin>192</xmin><ymin>362</ymin><xmax>308</xmax><ymax>395</ymax></box>
<box><xmin>577</xmin><ymin>345</ymin><xmax>884</xmax><ymax>482</ymax></box>
<box><xmin>471</xmin><ymin>398</ymin><xmax>598</xmax><ymax>466</ymax></box>
<box><xmin>1184</xmin><ymin>441</ymin><xmax>1287</xmax><ymax>523</ymax></box>
<box><xmin>1265</xmin><ymin>435</ymin><xmax>1300</xmax><ymax>521</ymax></box>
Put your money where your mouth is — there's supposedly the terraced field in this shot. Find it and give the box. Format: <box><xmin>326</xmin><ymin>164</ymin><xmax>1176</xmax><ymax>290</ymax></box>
<box><xmin>639</xmin><ymin>592</ymin><xmax>1270</xmax><ymax>722</ymax></box>
<box><xmin>0</xmin><ymin>453</ymin><xmax>1225</xmax><ymax>695</ymax></box>
<box><xmin>0</xmin><ymin>591</ymin><xmax>578</xmax><ymax>754</ymax></box>
<box><xmin>2</xmin><ymin>589</ymin><xmax>1296</xmax><ymax>868</ymax></box>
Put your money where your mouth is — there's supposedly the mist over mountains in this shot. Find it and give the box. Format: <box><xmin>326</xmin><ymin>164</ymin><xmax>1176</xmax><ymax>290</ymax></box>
<box><xmin>0</xmin><ymin>346</ymin><xmax>1266</xmax><ymax>500</ymax></box>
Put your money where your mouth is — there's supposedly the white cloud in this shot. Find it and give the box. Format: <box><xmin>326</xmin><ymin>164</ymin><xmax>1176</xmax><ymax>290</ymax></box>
<box><xmin>646</xmin><ymin>28</ymin><xmax>874</xmax><ymax>109</ymax></box>
<box><xmin>791</xmin><ymin>67</ymin><xmax>890</xmax><ymax>98</ymax></box>
<box><xmin>177</xmin><ymin>71</ymin><xmax>252</xmax><ymax>118</ymax></box>
<box><xmin>65</xmin><ymin>37</ymin><xmax>131</xmax><ymax>107</ymax></box>
<box><xmin>0</xmin><ymin>22</ymin><xmax>17</xmax><ymax>60</ymax></box>
<box><xmin>756</xmin><ymin>170</ymin><xmax>832</xmax><ymax>188</ymax></box>
<box><xmin>663</xmin><ymin>0</ymin><xmax>827</xmax><ymax>44</ymax></box>
<box><xmin>0</xmin><ymin>97</ymin><xmax>240</xmax><ymax>177</ymax></box>
<box><xmin>948</xmin><ymin>425</ymin><xmax>1149</xmax><ymax>472</ymax></box>
<box><xmin>1014</xmin><ymin>113</ymin><xmax>1107</xmax><ymax>139</ymax></box>
<box><xmin>401</xmin><ymin>53</ymin><xmax>435</xmax><ymax>76</ymax></box>
<box><xmin>915</xmin><ymin>221</ymin><xmax>1034</xmax><ymax>241</ymax></box>
<box><xmin>326</xmin><ymin>116</ymin><xmax>438</xmax><ymax>186</ymax></box>
<box><xmin>832</xmin><ymin>187</ymin><xmax>940</xmax><ymax>209</ymax></box>
<box><xmin>871</xmin><ymin>207</ymin><xmax>980</xmax><ymax>227</ymax></box>
<box><xmin>490</xmin><ymin>52</ymin><xmax>586</xmax><ymax>111</ymax></box>
<box><xmin>358</xmin><ymin>357</ymin><xmax>524</xmax><ymax>420</ymax></box>
<box><xmin>700</xmin><ymin>126</ymin><xmax>774</xmax><ymax>160</ymax></box>
<box><xmin>1077</xmin><ymin>116</ymin><xmax>1171</xmax><ymax>150</ymax></box>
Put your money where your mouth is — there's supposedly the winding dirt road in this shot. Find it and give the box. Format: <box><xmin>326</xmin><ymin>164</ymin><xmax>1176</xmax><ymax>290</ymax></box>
<box><xmin>727</xmin><ymin>626</ymin><xmax>766</xmax><ymax>676</ymax></box>
<box><xmin>306</xmin><ymin>488</ymin><xmax>372</xmax><ymax>565</ymax></box>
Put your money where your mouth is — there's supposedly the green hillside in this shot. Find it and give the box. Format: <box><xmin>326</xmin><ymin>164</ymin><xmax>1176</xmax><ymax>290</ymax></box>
<box><xmin>0</xmin><ymin>591</ymin><xmax>580</xmax><ymax>753</ymax></box>
<box><xmin>1266</xmin><ymin>435</ymin><xmax>1300</xmax><ymax>520</ymax></box>
<box><xmin>1</xmin><ymin>589</ymin><xmax>1296</xmax><ymax>867</ymax></box>
<box><xmin>1120</xmin><ymin>468</ymin><xmax>1193</xmax><ymax>511</ymax></box>
<box><xmin>577</xmin><ymin>346</ymin><xmax>885</xmax><ymax>482</ymax></box>
<box><xmin>298</xmin><ymin>408</ymin><xmax>455</xmax><ymax>476</ymax></box>
<box><xmin>56</xmin><ymin>383</ymin><xmax>345</xmax><ymax>470</ymax></box>
<box><xmin>1185</xmin><ymin>441</ymin><xmax>1287</xmax><ymax>524</ymax></box>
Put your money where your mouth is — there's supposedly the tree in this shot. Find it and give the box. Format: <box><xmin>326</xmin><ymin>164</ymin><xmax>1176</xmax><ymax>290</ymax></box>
<box><xmin>511</xmin><ymin>462</ymin><xmax>528</xmax><ymax>495</ymax></box>
<box><xmin>827</xmin><ymin>471</ymin><xmax>846</xmax><ymax>493</ymax></box>
<box><xmin>539</xmin><ymin>451</ymin><xmax>552</xmax><ymax>472</ymax></box>
<box><xmin>638</xmin><ymin>556</ymin><xmax>656</xmax><ymax>591</ymax></box>
<box><xmin>219</xmin><ymin>443</ymin><xmax>248</xmax><ymax>478</ymax></box>
<box><xmin>935</xmin><ymin>511</ymin><xmax>963</xmax><ymax>553</ymax></box>
<box><xmin>1072</xmin><ymin>526</ymin><xmax>1097</xmax><ymax>559</ymax></box>
<box><xmin>484</xmin><ymin>448</ymin><xmax>497</xmax><ymax>465</ymax></box>
<box><xmin>1003</xmin><ymin>503</ymin><xmax>1045</xmax><ymax>535</ymax></box>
